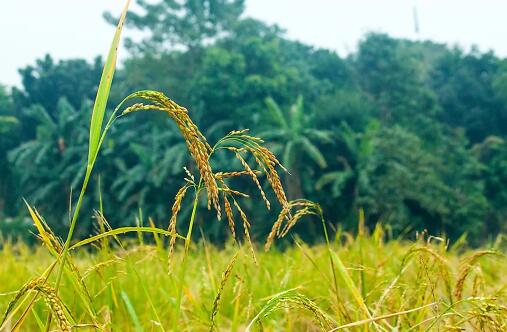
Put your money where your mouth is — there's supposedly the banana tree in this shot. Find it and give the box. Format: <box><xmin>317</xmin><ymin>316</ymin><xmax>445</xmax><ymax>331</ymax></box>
<box><xmin>8</xmin><ymin>99</ymin><xmax>89</xmax><ymax>231</ymax></box>
<box><xmin>260</xmin><ymin>95</ymin><xmax>332</xmax><ymax>199</ymax></box>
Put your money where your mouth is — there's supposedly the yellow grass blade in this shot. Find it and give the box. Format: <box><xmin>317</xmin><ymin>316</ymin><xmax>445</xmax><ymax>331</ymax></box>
<box><xmin>69</xmin><ymin>227</ymin><xmax>185</xmax><ymax>250</ymax></box>
<box><xmin>328</xmin><ymin>302</ymin><xmax>437</xmax><ymax>331</ymax></box>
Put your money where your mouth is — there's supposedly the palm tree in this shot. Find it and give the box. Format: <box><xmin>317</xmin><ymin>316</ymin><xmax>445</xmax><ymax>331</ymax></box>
<box><xmin>8</xmin><ymin>99</ymin><xmax>89</xmax><ymax>230</ymax></box>
<box><xmin>260</xmin><ymin>95</ymin><xmax>332</xmax><ymax>199</ymax></box>
<box><xmin>314</xmin><ymin>122</ymin><xmax>374</xmax><ymax>227</ymax></box>
<box><xmin>110</xmin><ymin>123</ymin><xmax>189</xmax><ymax>220</ymax></box>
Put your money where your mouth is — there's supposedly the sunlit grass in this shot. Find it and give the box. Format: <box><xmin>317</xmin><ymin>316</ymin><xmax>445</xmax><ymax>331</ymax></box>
<box><xmin>2</xmin><ymin>1</ymin><xmax>507</xmax><ymax>331</ymax></box>
<box><xmin>1</xmin><ymin>231</ymin><xmax>506</xmax><ymax>331</ymax></box>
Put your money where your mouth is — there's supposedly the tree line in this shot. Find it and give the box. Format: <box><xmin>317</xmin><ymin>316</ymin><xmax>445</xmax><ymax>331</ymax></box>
<box><xmin>1</xmin><ymin>0</ymin><xmax>507</xmax><ymax>244</ymax></box>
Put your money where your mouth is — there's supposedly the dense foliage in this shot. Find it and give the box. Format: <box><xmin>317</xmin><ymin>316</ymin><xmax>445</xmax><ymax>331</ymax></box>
<box><xmin>1</xmin><ymin>0</ymin><xmax>507</xmax><ymax>243</ymax></box>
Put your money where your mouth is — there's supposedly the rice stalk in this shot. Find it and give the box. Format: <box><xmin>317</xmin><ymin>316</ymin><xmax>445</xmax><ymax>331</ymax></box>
<box><xmin>232</xmin><ymin>199</ymin><xmax>257</xmax><ymax>264</ymax></box>
<box><xmin>454</xmin><ymin>250</ymin><xmax>500</xmax><ymax>301</ymax></box>
<box><xmin>400</xmin><ymin>245</ymin><xmax>453</xmax><ymax>303</ymax></box>
<box><xmin>25</xmin><ymin>203</ymin><xmax>97</xmax><ymax>322</ymax></box>
<box><xmin>279</xmin><ymin>208</ymin><xmax>319</xmax><ymax>237</ymax></box>
<box><xmin>47</xmin><ymin>9</ymin><xmax>132</xmax><ymax>332</ymax></box>
<box><xmin>209</xmin><ymin>252</ymin><xmax>239</xmax><ymax>331</ymax></box>
<box><xmin>1</xmin><ymin>279</ymin><xmax>71</xmax><ymax>332</ymax></box>
<box><xmin>451</xmin><ymin>297</ymin><xmax>507</xmax><ymax>331</ymax></box>
<box><xmin>245</xmin><ymin>288</ymin><xmax>334</xmax><ymax>331</ymax></box>
<box><xmin>219</xmin><ymin>187</ymin><xmax>249</xmax><ymax>198</ymax></box>
<box><xmin>37</xmin><ymin>284</ymin><xmax>72</xmax><ymax>332</ymax></box>
<box><xmin>264</xmin><ymin>200</ymin><xmax>357</xmax><ymax>324</ymax></box>
<box><xmin>471</xmin><ymin>267</ymin><xmax>485</xmax><ymax>297</ymax></box>
<box><xmin>329</xmin><ymin>250</ymin><xmax>372</xmax><ymax>320</ymax></box>
<box><xmin>215</xmin><ymin>170</ymin><xmax>261</xmax><ymax>179</ymax></box>
<box><xmin>167</xmin><ymin>184</ymin><xmax>190</xmax><ymax>273</ymax></box>
<box><xmin>1</xmin><ymin>278</ymin><xmax>41</xmax><ymax>326</ymax></box>
<box><xmin>265</xmin><ymin>200</ymin><xmax>321</xmax><ymax>251</ymax></box>
<box><xmin>135</xmin><ymin>209</ymin><xmax>144</xmax><ymax>246</ymax></box>
<box><xmin>374</xmin><ymin>264</ymin><xmax>411</xmax><ymax>315</ymax></box>
<box><xmin>24</xmin><ymin>201</ymin><xmax>62</xmax><ymax>256</ymax></box>
<box><xmin>265</xmin><ymin>204</ymin><xmax>291</xmax><ymax>251</ymax></box>
<box><xmin>215</xmin><ymin>130</ymin><xmax>288</xmax><ymax>209</ymax></box>
<box><xmin>172</xmin><ymin>180</ymin><xmax>202</xmax><ymax>331</ymax></box>
<box><xmin>223</xmin><ymin>193</ymin><xmax>236</xmax><ymax>240</ymax></box>
<box><xmin>82</xmin><ymin>258</ymin><xmax>123</xmax><ymax>280</ymax></box>
<box><xmin>200</xmin><ymin>228</ymin><xmax>217</xmax><ymax>291</ymax></box>
<box><xmin>293</xmin><ymin>239</ymin><xmax>352</xmax><ymax>323</ymax></box>
<box><xmin>233</xmin><ymin>152</ymin><xmax>270</xmax><ymax>209</ymax></box>
<box><xmin>231</xmin><ymin>275</ymin><xmax>244</xmax><ymax>331</ymax></box>
<box><xmin>0</xmin><ymin>260</ymin><xmax>58</xmax><ymax>332</ymax></box>
<box><xmin>117</xmin><ymin>90</ymin><xmax>220</xmax><ymax>219</ymax></box>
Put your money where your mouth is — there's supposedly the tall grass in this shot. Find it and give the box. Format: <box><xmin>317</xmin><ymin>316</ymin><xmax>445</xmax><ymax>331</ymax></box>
<box><xmin>2</xmin><ymin>228</ymin><xmax>507</xmax><ymax>330</ymax></box>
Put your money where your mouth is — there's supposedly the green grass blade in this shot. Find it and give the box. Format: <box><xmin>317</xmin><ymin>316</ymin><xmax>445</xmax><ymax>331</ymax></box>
<box><xmin>87</xmin><ymin>0</ymin><xmax>131</xmax><ymax>167</ymax></box>
<box><xmin>329</xmin><ymin>250</ymin><xmax>371</xmax><ymax>319</ymax></box>
<box><xmin>31</xmin><ymin>309</ymin><xmax>45</xmax><ymax>331</ymax></box>
<box><xmin>121</xmin><ymin>291</ymin><xmax>143</xmax><ymax>332</ymax></box>
<box><xmin>48</xmin><ymin>5</ymin><xmax>132</xmax><ymax>331</ymax></box>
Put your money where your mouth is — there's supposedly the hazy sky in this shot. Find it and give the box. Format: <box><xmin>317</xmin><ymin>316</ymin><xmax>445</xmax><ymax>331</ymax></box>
<box><xmin>1</xmin><ymin>0</ymin><xmax>507</xmax><ymax>87</ymax></box>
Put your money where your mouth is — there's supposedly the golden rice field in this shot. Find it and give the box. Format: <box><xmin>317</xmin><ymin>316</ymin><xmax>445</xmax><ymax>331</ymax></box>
<box><xmin>1</xmin><ymin>229</ymin><xmax>506</xmax><ymax>331</ymax></box>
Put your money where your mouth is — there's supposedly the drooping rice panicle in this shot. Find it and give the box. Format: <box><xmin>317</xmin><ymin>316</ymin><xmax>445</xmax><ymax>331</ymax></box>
<box><xmin>246</xmin><ymin>288</ymin><xmax>335</xmax><ymax>331</ymax></box>
<box><xmin>167</xmin><ymin>184</ymin><xmax>190</xmax><ymax>273</ymax></box>
<box><xmin>37</xmin><ymin>284</ymin><xmax>72</xmax><ymax>332</ymax></box>
<box><xmin>222</xmin><ymin>193</ymin><xmax>236</xmax><ymax>240</ymax></box>
<box><xmin>233</xmin><ymin>152</ymin><xmax>270</xmax><ymax>209</ymax></box>
<box><xmin>215</xmin><ymin>170</ymin><xmax>261</xmax><ymax>179</ymax></box>
<box><xmin>118</xmin><ymin>90</ymin><xmax>221</xmax><ymax>219</ymax></box>
<box><xmin>251</xmin><ymin>147</ymin><xmax>288</xmax><ymax>209</ymax></box>
<box><xmin>215</xmin><ymin>130</ymin><xmax>289</xmax><ymax>209</ymax></box>
<box><xmin>265</xmin><ymin>204</ymin><xmax>292</xmax><ymax>251</ymax></box>
<box><xmin>279</xmin><ymin>207</ymin><xmax>319</xmax><ymax>237</ymax></box>
<box><xmin>2</xmin><ymin>279</ymin><xmax>71</xmax><ymax>332</ymax></box>
<box><xmin>232</xmin><ymin>199</ymin><xmax>257</xmax><ymax>264</ymax></box>
<box><xmin>219</xmin><ymin>187</ymin><xmax>249</xmax><ymax>198</ymax></box>
<box><xmin>209</xmin><ymin>252</ymin><xmax>239</xmax><ymax>331</ymax></box>
<box><xmin>1</xmin><ymin>278</ymin><xmax>41</xmax><ymax>326</ymax></box>
<box><xmin>265</xmin><ymin>200</ymin><xmax>322</xmax><ymax>251</ymax></box>
<box><xmin>454</xmin><ymin>250</ymin><xmax>500</xmax><ymax>301</ymax></box>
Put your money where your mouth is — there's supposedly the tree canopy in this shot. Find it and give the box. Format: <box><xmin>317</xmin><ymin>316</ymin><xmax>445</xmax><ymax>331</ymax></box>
<box><xmin>1</xmin><ymin>2</ymin><xmax>507</xmax><ymax>245</ymax></box>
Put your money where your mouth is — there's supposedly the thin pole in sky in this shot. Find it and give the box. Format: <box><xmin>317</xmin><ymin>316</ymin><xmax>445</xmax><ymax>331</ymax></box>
<box><xmin>413</xmin><ymin>0</ymin><xmax>420</xmax><ymax>35</ymax></box>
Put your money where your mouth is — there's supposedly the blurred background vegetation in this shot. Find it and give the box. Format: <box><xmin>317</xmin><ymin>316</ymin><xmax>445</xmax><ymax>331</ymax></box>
<box><xmin>1</xmin><ymin>0</ymin><xmax>507</xmax><ymax>245</ymax></box>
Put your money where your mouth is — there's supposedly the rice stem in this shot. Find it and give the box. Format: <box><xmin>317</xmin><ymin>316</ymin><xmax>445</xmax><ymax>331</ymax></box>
<box><xmin>172</xmin><ymin>181</ymin><xmax>202</xmax><ymax>330</ymax></box>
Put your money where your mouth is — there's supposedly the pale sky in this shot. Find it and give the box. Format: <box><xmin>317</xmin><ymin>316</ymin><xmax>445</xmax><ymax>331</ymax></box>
<box><xmin>1</xmin><ymin>1</ymin><xmax>507</xmax><ymax>87</ymax></box>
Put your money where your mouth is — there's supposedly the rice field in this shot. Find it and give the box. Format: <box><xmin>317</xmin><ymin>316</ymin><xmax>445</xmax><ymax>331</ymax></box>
<box><xmin>1</xmin><ymin>228</ymin><xmax>506</xmax><ymax>331</ymax></box>
<box><xmin>2</xmin><ymin>1</ymin><xmax>507</xmax><ymax>331</ymax></box>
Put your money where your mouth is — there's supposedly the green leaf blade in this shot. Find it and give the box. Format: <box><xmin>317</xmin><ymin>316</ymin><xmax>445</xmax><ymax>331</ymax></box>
<box><xmin>87</xmin><ymin>0</ymin><xmax>131</xmax><ymax>166</ymax></box>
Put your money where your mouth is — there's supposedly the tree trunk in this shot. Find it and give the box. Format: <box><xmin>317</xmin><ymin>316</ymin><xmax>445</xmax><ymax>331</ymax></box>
<box><xmin>286</xmin><ymin>161</ymin><xmax>303</xmax><ymax>200</ymax></box>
